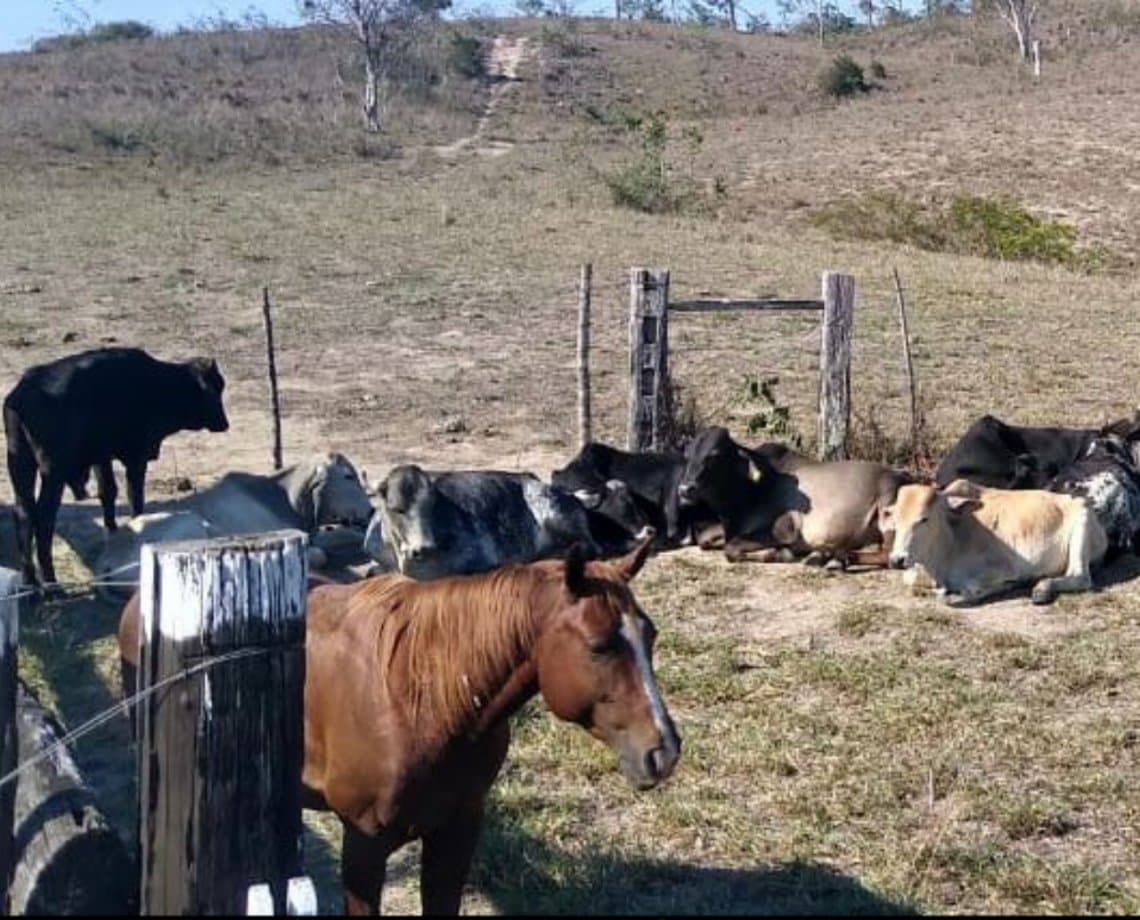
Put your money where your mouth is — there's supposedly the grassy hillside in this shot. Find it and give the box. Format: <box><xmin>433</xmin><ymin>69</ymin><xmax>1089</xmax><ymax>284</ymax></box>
<box><xmin>4</xmin><ymin>4</ymin><xmax>1140</xmax><ymax>915</ymax></box>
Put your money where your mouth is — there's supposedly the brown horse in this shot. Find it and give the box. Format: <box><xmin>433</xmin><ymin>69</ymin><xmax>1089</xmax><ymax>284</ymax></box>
<box><xmin>303</xmin><ymin>533</ymin><xmax>680</xmax><ymax>914</ymax></box>
<box><xmin>117</xmin><ymin>535</ymin><xmax>680</xmax><ymax>915</ymax></box>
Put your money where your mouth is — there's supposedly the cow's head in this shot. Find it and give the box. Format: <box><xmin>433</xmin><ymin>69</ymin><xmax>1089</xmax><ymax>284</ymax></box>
<box><xmin>373</xmin><ymin>464</ymin><xmax>439</xmax><ymax>572</ymax></box>
<box><xmin>185</xmin><ymin>357</ymin><xmax>229</xmax><ymax>433</ymax></box>
<box><xmin>883</xmin><ymin>480</ymin><xmax>982</xmax><ymax>570</ymax></box>
<box><xmin>303</xmin><ymin>453</ymin><xmax>375</xmax><ymax>529</ymax></box>
<box><xmin>677</xmin><ymin>426</ymin><xmax>769</xmax><ymax>512</ymax></box>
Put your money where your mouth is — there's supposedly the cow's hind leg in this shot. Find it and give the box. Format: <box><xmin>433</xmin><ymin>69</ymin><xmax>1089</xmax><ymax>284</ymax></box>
<box><xmin>7</xmin><ymin>441</ymin><xmax>39</xmax><ymax>585</ymax></box>
<box><xmin>94</xmin><ymin>462</ymin><xmax>119</xmax><ymax>531</ymax></box>
<box><xmin>341</xmin><ymin>822</ymin><xmax>388</xmax><ymax>916</ymax></box>
<box><xmin>1031</xmin><ymin>506</ymin><xmax>1103</xmax><ymax>605</ymax></box>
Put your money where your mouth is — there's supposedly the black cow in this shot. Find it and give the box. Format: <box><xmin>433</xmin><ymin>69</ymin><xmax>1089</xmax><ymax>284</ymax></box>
<box><xmin>4</xmin><ymin>347</ymin><xmax>229</xmax><ymax>586</ymax></box>
<box><xmin>935</xmin><ymin>415</ymin><xmax>1105</xmax><ymax>490</ymax></box>
<box><xmin>551</xmin><ymin>441</ymin><xmax>711</xmax><ymax>548</ymax></box>
<box><xmin>678</xmin><ymin>427</ymin><xmax>907</xmax><ymax>566</ymax></box>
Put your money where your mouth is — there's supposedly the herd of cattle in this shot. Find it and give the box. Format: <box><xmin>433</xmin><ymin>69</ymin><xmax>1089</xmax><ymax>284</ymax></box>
<box><xmin>6</xmin><ymin>346</ymin><xmax>1140</xmax><ymax>607</ymax></box>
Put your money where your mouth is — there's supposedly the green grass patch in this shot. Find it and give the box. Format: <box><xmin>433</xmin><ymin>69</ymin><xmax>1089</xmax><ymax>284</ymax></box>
<box><xmin>811</xmin><ymin>192</ymin><xmax>1114</xmax><ymax>270</ymax></box>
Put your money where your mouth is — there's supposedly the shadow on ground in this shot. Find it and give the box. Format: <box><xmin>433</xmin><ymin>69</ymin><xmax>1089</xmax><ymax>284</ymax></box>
<box><xmin>471</xmin><ymin>805</ymin><xmax>918</xmax><ymax>916</ymax></box>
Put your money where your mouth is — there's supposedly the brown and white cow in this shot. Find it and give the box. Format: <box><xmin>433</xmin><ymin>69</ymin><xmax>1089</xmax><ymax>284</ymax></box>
<box><xmin>884</xmin><ymin>478</ymin><xmax>1109</xmax><ymax>605</ymax></box>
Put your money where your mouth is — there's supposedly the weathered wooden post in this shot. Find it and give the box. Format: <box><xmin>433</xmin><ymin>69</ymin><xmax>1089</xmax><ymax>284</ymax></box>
<box><xmin>577</xmin><ymin>263</ymin><xmax>593</xmax><ymax>449</ymax></box>
<box><xmin>0</xmin><ymin>569</ymin><xmax>18</xmax><ymax>914</ymax></box>
<box><xmin>818</xmin><ymin>272</ymin><xmax>854</xmax><ymax>461</ymax></box>
<box><xmin>628</xmin><ymin>267</ymin><xmax>670</xmax><ymax>452</ymax></box>
<box><xmin>138</xmin><ymin>530</ymin><xmax>308</xmax><ymax>915</ymax></box>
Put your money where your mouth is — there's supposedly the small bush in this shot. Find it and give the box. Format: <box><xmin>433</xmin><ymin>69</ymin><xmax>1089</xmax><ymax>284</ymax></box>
<box><xmin>819</xmin><ymin>55</ymin><xmax>868</xmax><ymax>98</ymax></box>
<box><xmin>870</xmin><ymin>59</ymin><xmax>888</xmax><ymax>80</ymax></box>
<box><xmin>447</xmin><ymin>32</ymin><xmax>485</xmax><ymax>78</ymax></box>
<box><xmin>947</xmin><ymin>195</ymin><xmax>1076</xmax><ymax>264</ymax></box>
<box><xmin>33</xmin><ymin>20</ymin><xmax>153</xmax><ymax>52</ymax></box>
<box><xmin>603</xmin><ymin>111</ymin><xmax>708</xmax><ymax>215</ymax></box>
<box><xmin>737</xmin><ymin>375</ymin><xmax>803</xmax><ymax>450</ymax></box>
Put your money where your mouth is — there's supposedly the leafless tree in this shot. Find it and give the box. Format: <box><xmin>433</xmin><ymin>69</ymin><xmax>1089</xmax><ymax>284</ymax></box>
<box><xmin>300</xmin><ymin>0</ymin><xmax>436</xmax><ymax>133</ymax></box>
<box><xmin>992</xmin><ymin>0</ymin><xmax>1038</xmax><ymax>61</ymax></box>
<box><xmin>858</xmin><ymin>0</ymin><xmax>875</xmax><ymax>28</ymax></box>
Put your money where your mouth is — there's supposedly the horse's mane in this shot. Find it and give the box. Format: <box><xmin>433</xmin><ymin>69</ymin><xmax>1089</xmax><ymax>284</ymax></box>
<box><xmin>347</xmin><ymin>561</ymin><xmax>562</xmax><ymax>738</ymax></box>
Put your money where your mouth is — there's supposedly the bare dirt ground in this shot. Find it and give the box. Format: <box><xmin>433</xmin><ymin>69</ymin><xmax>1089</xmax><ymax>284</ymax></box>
<box><xmin>2</xmin><ymin>9</ymin><xmax>1140</xmax><ymax>915</ymax></box>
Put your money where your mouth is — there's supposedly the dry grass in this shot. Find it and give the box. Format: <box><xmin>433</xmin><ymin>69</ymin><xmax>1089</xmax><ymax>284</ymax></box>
<box><xmin>4</xmin><ymin>4</ymin><xmax>1140</xmax><ymax>915</ymax></box>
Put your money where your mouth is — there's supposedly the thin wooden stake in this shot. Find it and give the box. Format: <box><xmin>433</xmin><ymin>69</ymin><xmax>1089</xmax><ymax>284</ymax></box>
<box><xmin>893</xmin><ymin>268</ymin><xmax>919</xmax><ymax>457</ymax></box>
<box><xmin>262</xmin><ymin>287</ymin><xmax>284</xmax><ymax>471</ymax></box>
<box><xmin>577</xmin><ymin>264</ymin><xmax>593</xmax><ymax>449</ymax></box>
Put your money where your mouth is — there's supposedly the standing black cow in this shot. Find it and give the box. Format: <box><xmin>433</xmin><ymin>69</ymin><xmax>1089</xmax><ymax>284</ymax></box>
<box><xmin>552</xmin><ymin>441</ymin><xmax>713</xmax><ymax>548</ymax></box>
<box><xmin>4</xmin><ymin>347</ymin><xmax>229</xmax><ymax>586</ymax></box>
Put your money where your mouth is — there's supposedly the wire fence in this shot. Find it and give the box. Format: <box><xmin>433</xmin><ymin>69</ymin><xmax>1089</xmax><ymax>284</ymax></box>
<box><xmin>0</xmin><ymin>645</ymin><xmax>271</xmax><ymax>792</ymax></box>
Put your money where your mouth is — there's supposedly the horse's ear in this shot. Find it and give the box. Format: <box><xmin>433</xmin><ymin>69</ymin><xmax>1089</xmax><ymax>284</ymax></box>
<box><xmin>616</xmin><ymin>528</ymin><xmax>656</xmax><ymax>583</ymax></box>
<box><xmin>564</xmin><ymin>543</ymin><xmax>590</xmax><ymax>597</ymax></box>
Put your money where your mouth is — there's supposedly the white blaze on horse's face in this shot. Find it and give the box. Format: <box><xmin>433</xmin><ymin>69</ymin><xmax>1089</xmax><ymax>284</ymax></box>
<box><xmin>620</xmin><ymin>609</ymin><xmax>681</xmax><ymax>784</ymax></box>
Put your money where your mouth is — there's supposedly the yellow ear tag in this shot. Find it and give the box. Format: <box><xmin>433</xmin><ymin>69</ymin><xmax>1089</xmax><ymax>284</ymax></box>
<box><xmin>748</xmin><ymin>462</ymin><xmax>763</xmax><ymax>483</ymax></box>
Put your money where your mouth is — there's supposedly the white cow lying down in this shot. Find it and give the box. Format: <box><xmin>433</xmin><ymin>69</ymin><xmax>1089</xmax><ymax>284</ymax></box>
<box><xmin>94</xmin><ymin>452</ymin><xmax>375</xmax><ymax>598</ymax></box>
<box><xmin>884</xmin><ymin>478</ymin><xmax>1109</xmax><ymax>606</ymax></box>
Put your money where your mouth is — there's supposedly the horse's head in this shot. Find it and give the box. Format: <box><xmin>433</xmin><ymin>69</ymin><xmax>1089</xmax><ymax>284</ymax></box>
<box><xmin>535</xmin><ymin>534</ymin><xmax>681</xmax><ymax>790</ymax></box>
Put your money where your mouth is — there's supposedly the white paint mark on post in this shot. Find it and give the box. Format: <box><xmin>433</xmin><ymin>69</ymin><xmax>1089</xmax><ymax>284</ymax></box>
<box><xmin>287</xmin><ymin>876</ymin><xmax>318</xmax><ymax>916</ymax></box>
<box><xmin>246</xmin><ymin>883</ymin><xmax>274</xmax><ymax>916</ymax></box>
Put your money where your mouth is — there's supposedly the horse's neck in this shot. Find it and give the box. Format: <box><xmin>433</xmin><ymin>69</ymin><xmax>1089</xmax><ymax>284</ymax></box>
<box><xmin>392</xmin><ymin>569</ymin><xmax>555</xmax><ymax>747</ymax></box>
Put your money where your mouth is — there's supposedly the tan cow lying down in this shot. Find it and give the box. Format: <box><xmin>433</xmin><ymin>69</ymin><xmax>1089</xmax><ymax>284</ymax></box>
<box><xmin>884</xmin><ymin>479</ymin><xmax>1108</xmax><ymax>605</ymax></box>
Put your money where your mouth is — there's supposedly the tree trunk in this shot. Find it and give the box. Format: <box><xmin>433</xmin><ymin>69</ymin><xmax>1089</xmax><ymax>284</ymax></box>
<box><xmin>615</xmin><ymin>0</ymin><xmax>622</xmax><ymax>18</ymax></box>
<box><xmin>726</xmin><ymin>0</ymin><xmax>736</xmax><ymax>29</ymax></box>
<box><xmin>816</xmin><ymin>0</ymin><xmax>824</xmax><ymax>45</ymax></box>
<box><xmin>362</xmin><ymin>55</ymin><xmax>380</xmax><ymax>133</ymax></box>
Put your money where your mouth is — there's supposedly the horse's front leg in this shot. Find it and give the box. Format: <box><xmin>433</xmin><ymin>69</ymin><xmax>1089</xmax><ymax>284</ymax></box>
<box><xmin>420</xmin><ymin>799</ymin><xmax>486</xmax><ymax>916</ymax></box>
<box><xmin>341</xmin><ymin>822</ymin><xmax>389</xmax><ymax>916</ymax></box>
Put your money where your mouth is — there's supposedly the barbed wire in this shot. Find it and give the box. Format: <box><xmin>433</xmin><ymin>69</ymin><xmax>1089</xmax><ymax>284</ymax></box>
<box><xmin>0</xmin><ymin>645</ymin><xmax>270</xmax><ymax>792</ymax></box>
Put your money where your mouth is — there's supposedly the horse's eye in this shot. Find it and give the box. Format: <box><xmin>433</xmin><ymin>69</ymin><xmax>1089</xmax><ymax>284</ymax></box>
<box><xmin>589</xmin><ymin>632</ymin><xmax>624</xmax><ymax>656</ymax></box>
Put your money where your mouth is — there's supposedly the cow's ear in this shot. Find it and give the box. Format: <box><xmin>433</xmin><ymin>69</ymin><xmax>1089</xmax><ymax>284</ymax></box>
<box><xmin>375</xmin><ymin>479</ymin><xmax>388</xmax><ymax>501</ymax></box>
<box><xmin>734</xmin><ymin>448</ymin><xmax>764</xmax><ymax>483</ymax></box>
<box><xmin>615</xmin><ymin>529</ymin><xmax>656</xmax><ymax>583</ymax></box>
<box><xmin>945</xmin><ymin>496</ymin><xmax>982</xmax><ymax>515</ymax></box>
<box><xmin>942</xmin><ymin>478</ymin><xmax>981</xmax><ymax>499</ymax></box>
<box><xmin>564</xmin><ymin>543</ymin><xmax>590</xmax><ymax>597</ymax></box>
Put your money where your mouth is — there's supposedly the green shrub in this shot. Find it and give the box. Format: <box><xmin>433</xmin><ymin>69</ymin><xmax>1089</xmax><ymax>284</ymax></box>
<box><xmin>819</xmin><ymin>55</ymin><xmax>868</xmax><ymax>98</ymax></box>
<box><xmin>947</xmin><ymin>195</ymin><xmax>1076</xmax><ymax>264</ymax></box>
<box><xmin>88</xmin><ymin>21</ymin><xmax>154</xmax><ymax>42</ymax></box>
<box><xmin>33</xmin><ymin>20</ymin><xmax>153</xmax><ymax>52</ymax></box>
<box><xmin>738</xmin><ymin>375</ymin><xmax>803</xmax><ymax>450</ymax></box>
<box><xmin>604</xmin><ymin>112</ymin><xmax>682</xmax><ymax>214</ymax></box>
<box><xmin>811</xmin><ymin>192</ymin><xmax>1110</xmax><ymax>270</ymax></box>
<box><xmin>870</xmin><ymin>59</ymin><xmax>887</xmax><ymax>80</ymax></box>
<box><xmin>446</xmin><ymin>32</ymin><xmax>485</xmax><ymax>78</ymax></box>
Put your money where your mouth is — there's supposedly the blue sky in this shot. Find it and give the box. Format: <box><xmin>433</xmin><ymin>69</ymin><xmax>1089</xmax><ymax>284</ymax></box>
<box><xmin>0</xmin><ymin>0</ymin><xmax>930</xmax><ymax>53</ymax></box>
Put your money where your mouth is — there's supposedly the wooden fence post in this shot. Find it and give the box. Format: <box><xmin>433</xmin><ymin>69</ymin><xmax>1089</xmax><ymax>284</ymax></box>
<box><xmin>818</xmin><ymin>272</ymin><xmax>854</xmax><ymax>461</ymax></box>
<box><xmin>138</xmin><ymin>530</ymin><xmax>308</xmax><ymax>916</ymax></box>
<box><xmin>0</xmin><ymin>569</ymin><xmax>18</xmax><ymax>915</ymax></box>
<box><xmin>628</xmin><ymin>267</ymin><xmax>670</xmax><ymax>452</ymax></box>
<box><xmin>577</xmin><ymin>264</ymin><xmax>593</xmax><ymax>449</ymax></box>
